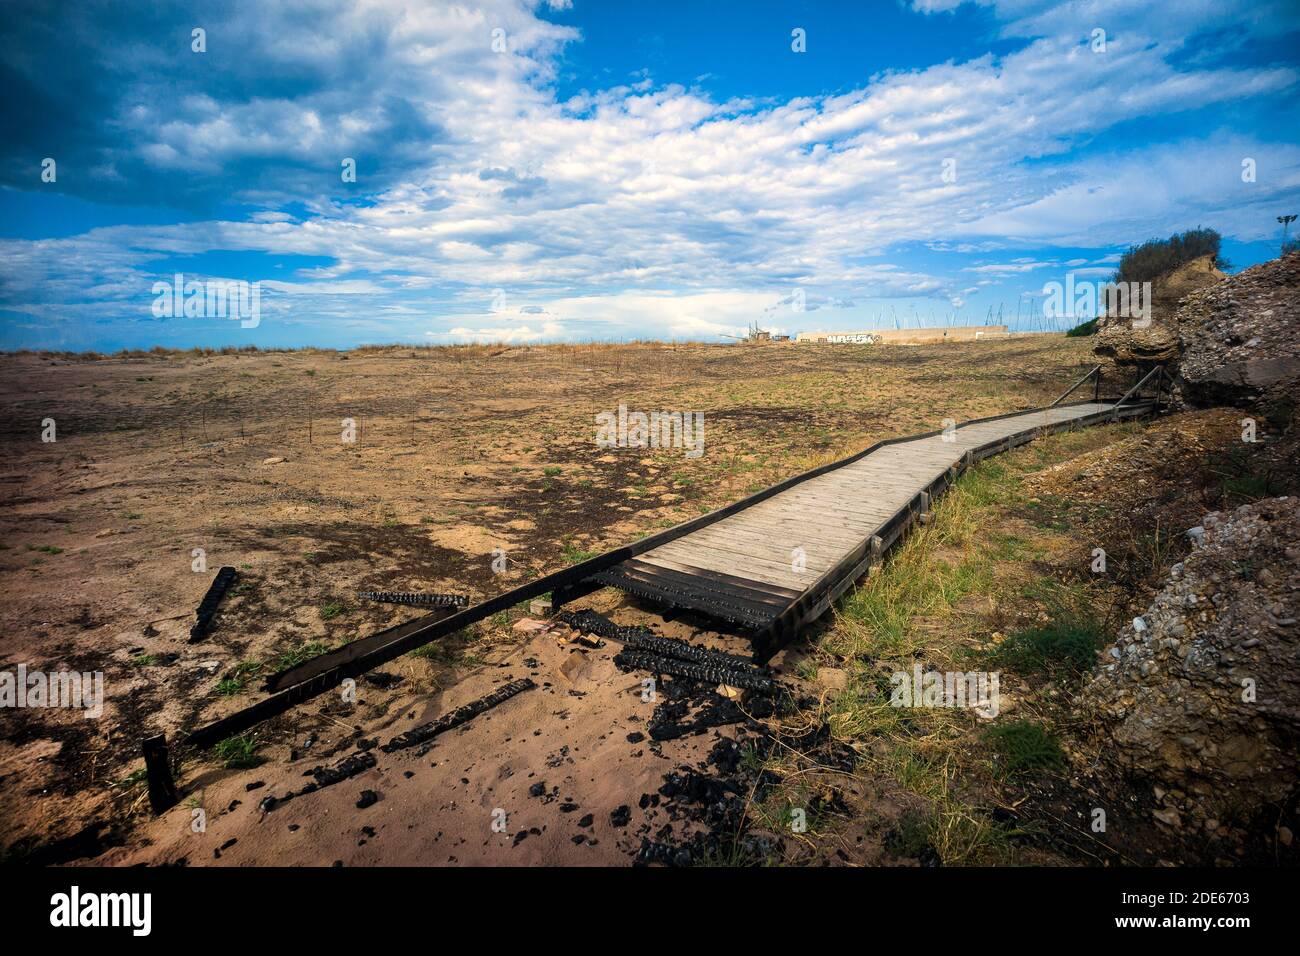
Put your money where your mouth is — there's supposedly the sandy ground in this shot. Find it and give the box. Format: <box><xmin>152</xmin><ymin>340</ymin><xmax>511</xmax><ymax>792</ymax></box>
<box><xmin>0</xmin><ymin>337</ymin><xmax>1108</xmax><ymax>862</ymax></box>
<box><xmin>93</xmin><ymin>597</ymin><xmax>762</xmax><ymax>867</ymax></box>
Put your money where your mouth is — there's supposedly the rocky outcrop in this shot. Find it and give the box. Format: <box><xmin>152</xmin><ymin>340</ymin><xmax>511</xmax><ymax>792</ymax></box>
<box><xmin>1093</xmin><ymin>255</ymin><xmax>1226</xmax><ymax>365</ymax></box>
<box><xmin>1080</xmin><ymin>496</ymin><xmax>1300</xmax><ymax>831</ymax></box>
<box><xmin>1094</xmin><ymin>251</ymin><xmax>1300</xmax><ymax>412</ymax></box>
<box><xmin>1172</xmin><ymin>251</ymin><xmax>1300</xmax><ymax>410</ymax></box>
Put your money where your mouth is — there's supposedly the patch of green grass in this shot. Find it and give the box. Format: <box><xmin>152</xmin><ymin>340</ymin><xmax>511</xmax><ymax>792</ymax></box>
<box><xmin>984</xmin><ymin>720</ymin><xmax>1064</xmax><ymax>778</ymax></box>
<box><xmin>561</xmin><ymin>541</ymin><xmax>599</xmax><ymax>564</ymax></box>
<box><xmin>989</xmin><ymin>611</ymin><xmax>1106</xmax><ymax>676</ymax></box>
<box><xmin>214</xmin><ymin>734</ymin><xmax>263</xmax><ymax>770</ymax></box>
<box><xmin>116</xmin><ymin>767</ymin><xmax>148</xmax><ymax>789</ymax></box>
<box><xmin>130</xmin><ymin>653</ymin><xmax>159</xmax><ymax>667</ymax></box>
<box><xmin>318</xmin><ymin>601</ymin><xmax>344</xmax><ymax>620</ymax></box>
<box><xmin>409</xmin><ymin>642</ymin><xmax>446</xmax><ymax>662</ymax></box>
<box><xmin>543</xmin><ymin>466</ymin><xmax>562</xmax><ymax>477</ymax></box>
<box><xmin>270</xmin><ymin>641</ymin><xmax>329</xmax><ymax>672</ymax></box>
<box><xmin>28</xmin><ymin>545</ymin><xmax>63</xmax><ymax>554</ymax></box>
<box><xmin>216</xmin><ymin>659</ymin><xmax>262</xmax><ymax>696</ymax></box>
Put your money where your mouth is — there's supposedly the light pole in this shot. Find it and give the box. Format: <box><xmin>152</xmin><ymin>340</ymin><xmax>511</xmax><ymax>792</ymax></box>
<box><xmin>1280</xmin><ymin>214</ymin><xmax>1297</xmax><ymax>249</ymax></box>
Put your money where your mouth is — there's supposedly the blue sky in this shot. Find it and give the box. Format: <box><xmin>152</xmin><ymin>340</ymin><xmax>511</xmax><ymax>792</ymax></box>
<box><xmin>1</xmin><ymin>0</ymin><xmax>1298</xmax><ymax>351</ymax></box>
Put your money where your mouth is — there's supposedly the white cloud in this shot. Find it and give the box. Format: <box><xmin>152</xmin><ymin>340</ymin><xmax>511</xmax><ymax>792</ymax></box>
<box><xmin>3</xmin><ymin>0</ymin><xmax>1298</xmax><ymax>346</ymax></box>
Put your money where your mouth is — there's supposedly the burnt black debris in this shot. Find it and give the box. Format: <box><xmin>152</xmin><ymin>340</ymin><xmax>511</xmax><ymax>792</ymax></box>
<box><xmin>356</xmin><ymin>790</ymin><xmax>379</xmax><ymax>809</ymax></box>
<box><xmin>634</xmin><ymin>839</ymin><xmax>693</xmax><ymax>867</ymax></box>
<box><xmin>614</xmin><ymin>648</ymin><xmax>776</xmax><ymax>693</ymax></box>
<box><xmin>260</xmin><ymin>750</ymin><xmax>378</xmax><ymax>812</ymax></box>
<box><xmin>557</xmin><ymin>609</ymin><xmax>762</xmax><ymax>673</ymax></box>
<box><xmin>631</xmin><ymin>713</ymin><xmax>860</xmax><ymax>866</ymax></box>
<box><xmin>188</xmin><ymin>566</ymin><xmax>237</xmax><ymax>642</ymax></box>
<box><xmin>356</xmin><ymin>591</ymin><xmax>469</xmax><ymax>608</ymax></box>
<box><xmin>381</xmin><ymin>678</ymin><xmax>536</xmax><ymax>753</ymax></box>
<box><xmin>648</xmin><ymin>692</ymin><xmax>751</xmax><ymax>742</ymax></box>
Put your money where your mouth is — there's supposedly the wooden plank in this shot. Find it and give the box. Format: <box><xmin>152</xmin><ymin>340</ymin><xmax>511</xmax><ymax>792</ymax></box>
<box><xmin>627</xmin><ymin>554</ymin><xmax>802</xmax><ymax>600</ymax></box>
<box><xmin>683</xmin><ymin>521</ymin><xmax>862</xmax><ymax>555</ymax></box>
<box><xmin>642</xmin><ymin>547</ymin><xmax>814</xmax><ymax>590</ymax></box>
<box><xmin>727</xmin><ymin>503</ymin><xmax>889</xmax><ymax>534</ymax></box>
<box><xmin>593</xmin><ymin>567</ymin><xmax>783</xmax><ymax>627</ymax></box>
<box><xmin>619</xmin><ymin>557</ymin><xmax>800</xmax><ymax>603</ymax></box>
<box><xmin>712</xmin><ymin>512</ymin><xmax>879</xmax><ymax>544</ymax></box>
<box><xmin>649</xmin><ymin>538</ymin><xmax>824</xmax><ymax>584</ymax></box>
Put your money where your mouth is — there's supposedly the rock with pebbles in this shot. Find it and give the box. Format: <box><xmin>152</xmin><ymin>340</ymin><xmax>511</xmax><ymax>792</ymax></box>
<box><xmin>1094</xmin><ymin>255</ymin><xmax>1225</xmax><ymax>365</ymax></box>
<box><xmin>1080</xmin><ymin>496</ymin><xmax>1300</xmax><ymax>828</ymax></box>
<box><xmin>1172</xmin><ymin>251</ymin><xmax>1300</xmax><ymax>410</ymax></box>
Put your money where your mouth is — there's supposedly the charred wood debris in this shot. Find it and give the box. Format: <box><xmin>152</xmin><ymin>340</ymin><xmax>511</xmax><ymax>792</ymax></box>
<box><xmin>232</xmin><ymin>606</ymin><xmax>855</xmax><ymax>865</ymax></box>
<box><xmin>188</xmin><ymin>566</ymin><xmax>238</xmax><ymax>642</ymax></box>
<box><xmin>555</xmin><ymin>609</ymin><xmax>855</xmax><ymax>866</ymax></box>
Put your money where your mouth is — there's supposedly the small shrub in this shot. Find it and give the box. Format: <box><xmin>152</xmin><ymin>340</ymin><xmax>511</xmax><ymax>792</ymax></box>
<box><xmin>272</xmin><ymin>641</ymin><xmax>329</xmax><ymax>671</ymax></box>
<box><xmin>984</xmin><ymin>720</ymin><xmax>1064</xmax><ymax>778</ymax></box>
<box><xmin>214</xmin><ymin>734</ymin><xmax>263</xmax><ymax>769</ymax></box>
<box><xmin>1113</xmin><ymin>227</ymin><xmax>1227</xmax><ymax>285</ymax></box>
<box><xmin>989</xmin><ymin>612</ymin><xmax>1106</xmax><ymax>676</ymax></box>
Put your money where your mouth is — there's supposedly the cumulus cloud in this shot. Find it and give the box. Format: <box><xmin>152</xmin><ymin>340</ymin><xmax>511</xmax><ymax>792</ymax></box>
<box><xmin>1</xmin><ymin>0</ymin><xmax>1298</xmax><ymax>347</ymax></box>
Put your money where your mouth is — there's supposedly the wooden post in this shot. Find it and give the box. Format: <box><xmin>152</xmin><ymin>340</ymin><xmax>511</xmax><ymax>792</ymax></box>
<box><xmin>142</xmin><ymin>734</ymin><xmax>179</xmax><ymax>815</ymax></box>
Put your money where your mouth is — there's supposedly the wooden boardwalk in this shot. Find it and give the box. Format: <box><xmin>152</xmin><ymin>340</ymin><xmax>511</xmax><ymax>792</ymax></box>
<box><xmin>175</xmin><ymin>389</ymin><xmax>1158</xmax><ymax>758</ymax></box>
<box><xmin>591</xmin><ymin>399</ymin><xmax>1154</xmax><ymax>659</ymax></box>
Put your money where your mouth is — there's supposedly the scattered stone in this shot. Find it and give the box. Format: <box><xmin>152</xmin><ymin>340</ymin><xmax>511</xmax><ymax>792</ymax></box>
<box><xmin>1081</xmin><ymin>497</ymin><xmax>1300</xmax><ymax>827</ymax></box>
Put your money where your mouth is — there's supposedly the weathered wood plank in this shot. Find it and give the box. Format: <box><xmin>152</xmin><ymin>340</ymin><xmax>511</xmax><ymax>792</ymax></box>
<box><xmin>624</xmin><ymin>401</ymin><xmax>1131</xmax><ymax>611</ymax></box>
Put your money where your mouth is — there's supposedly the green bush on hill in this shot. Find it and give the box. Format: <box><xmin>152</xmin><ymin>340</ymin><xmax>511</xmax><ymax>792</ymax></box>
<box><xmin>1113</xmin><ymin>227</ymin><xmax>1229</xmax><ymax>285</ymax></box>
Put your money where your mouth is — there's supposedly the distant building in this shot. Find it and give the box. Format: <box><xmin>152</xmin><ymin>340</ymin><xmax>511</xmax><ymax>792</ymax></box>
<box><xmin>796</xmin><ymin>325</ymin><xmax>1008</xmax><ymax>345</ymax></box>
